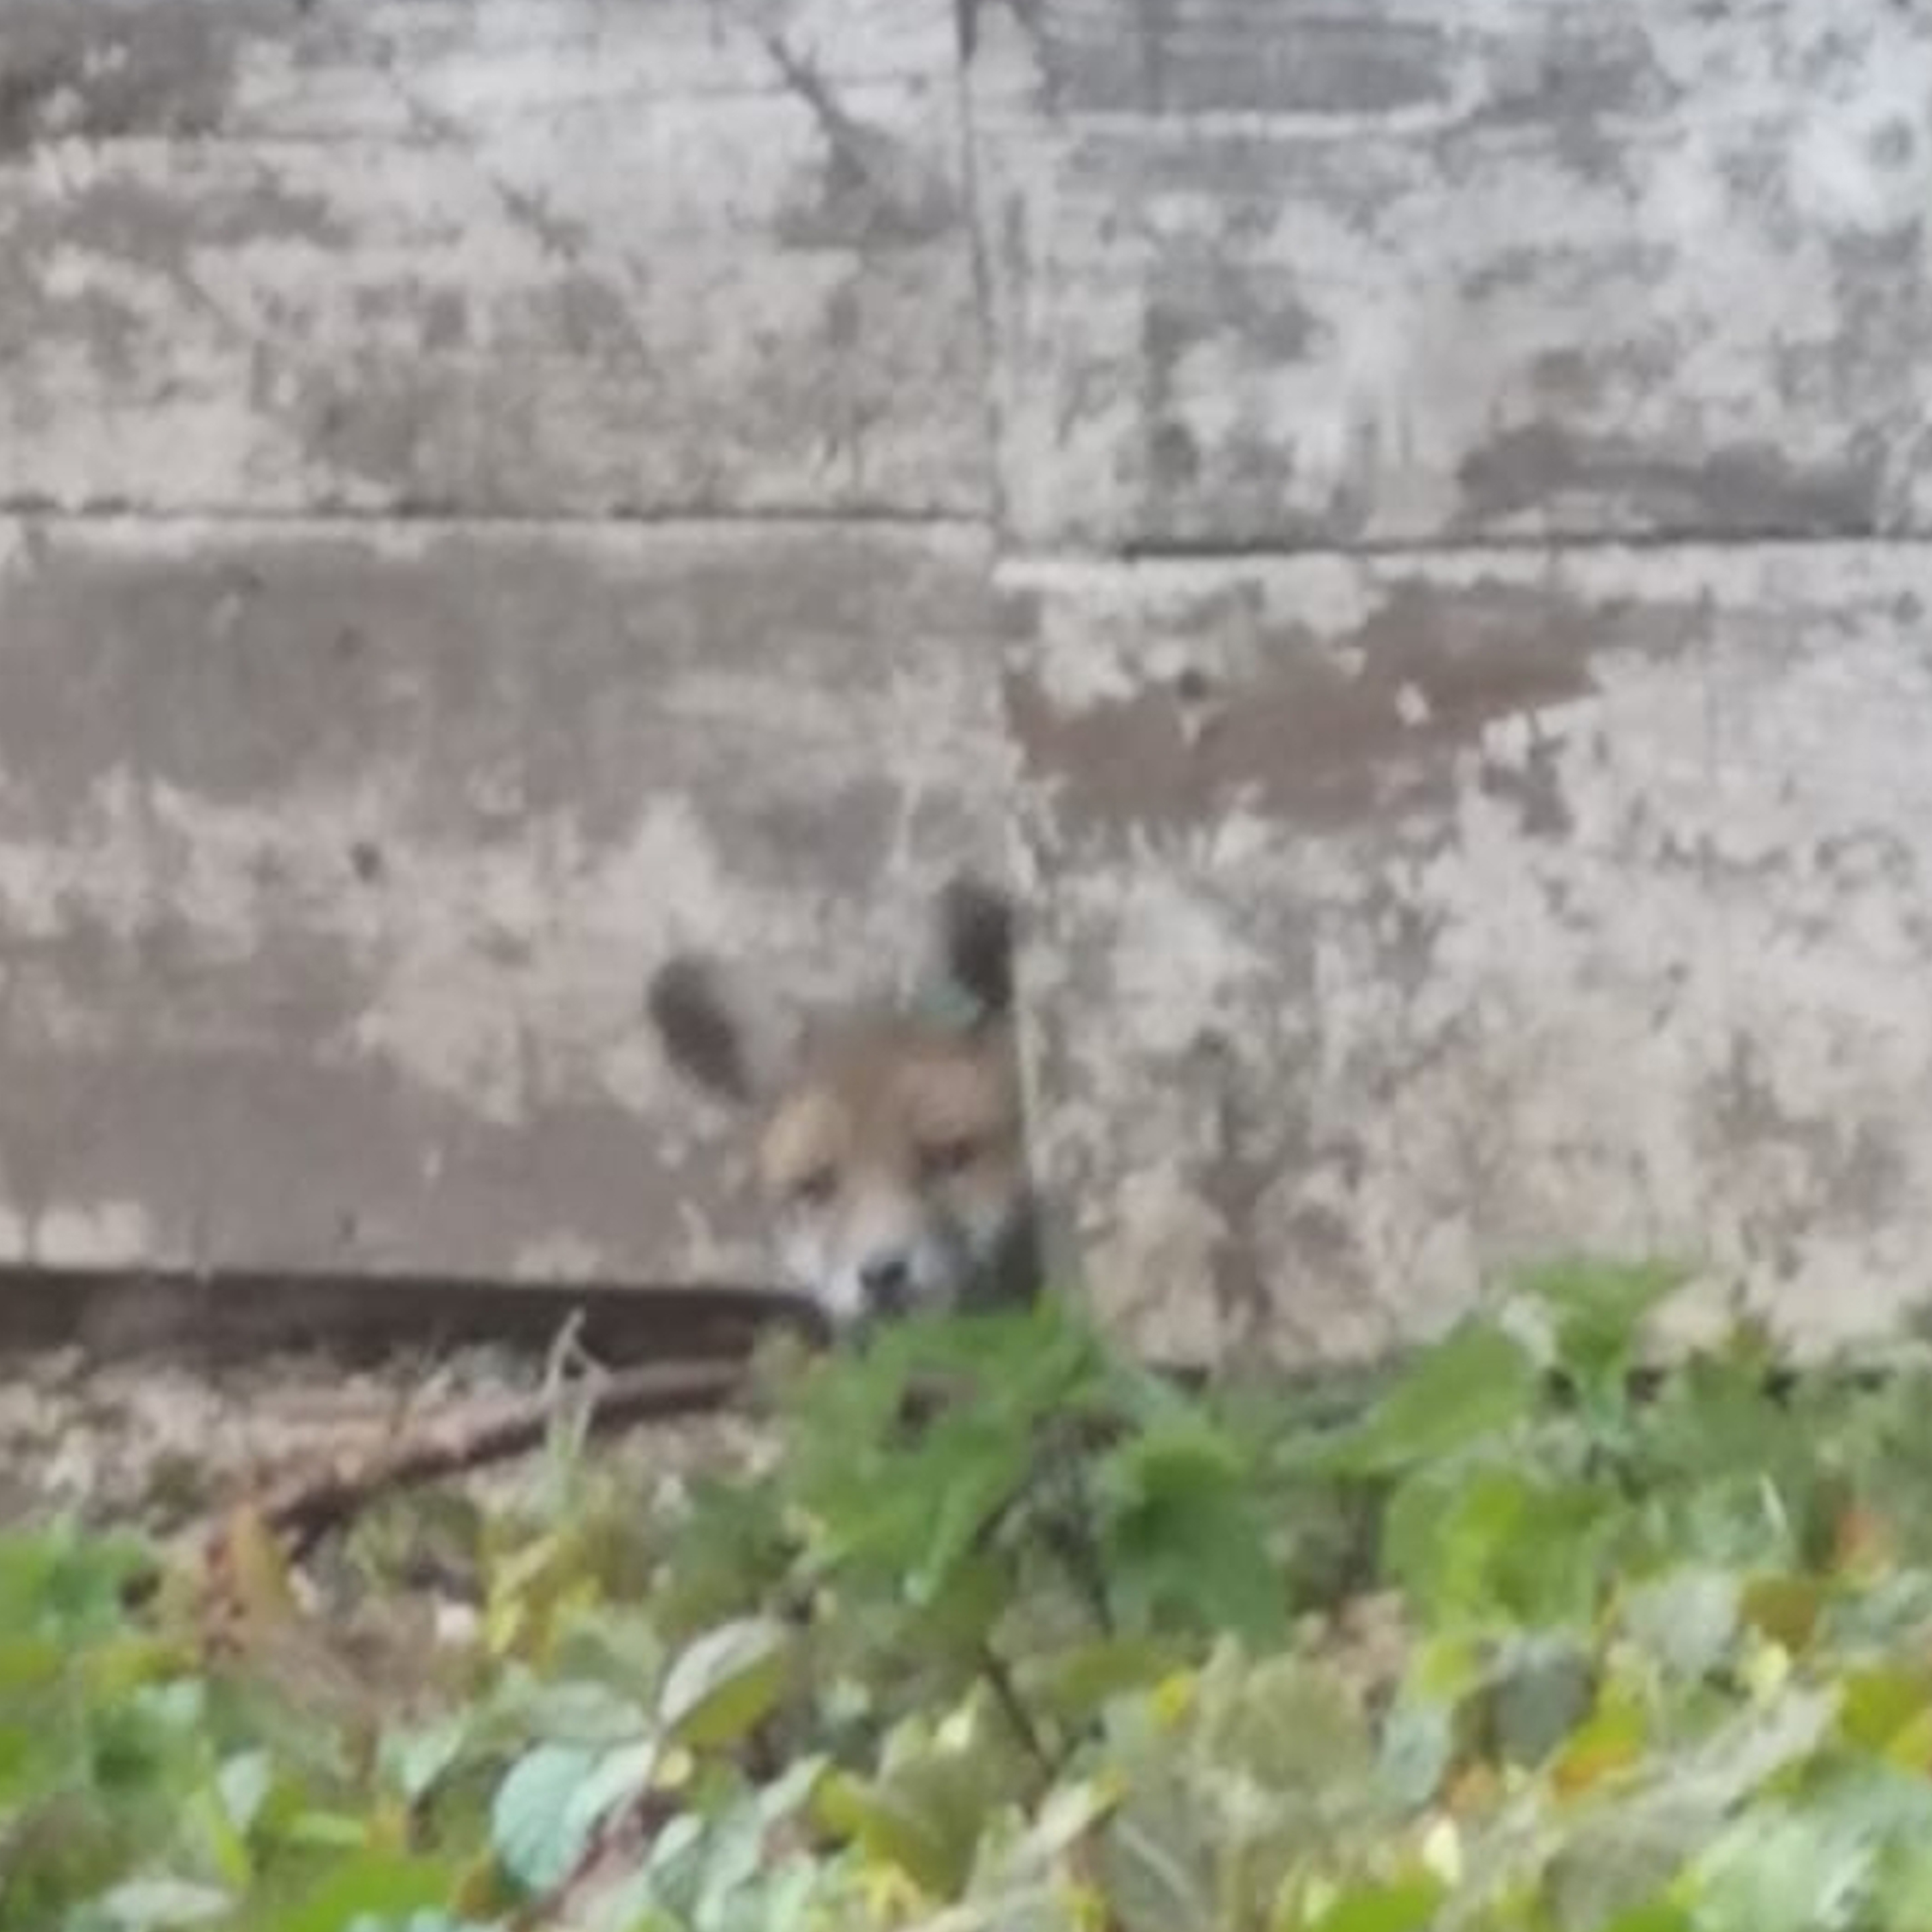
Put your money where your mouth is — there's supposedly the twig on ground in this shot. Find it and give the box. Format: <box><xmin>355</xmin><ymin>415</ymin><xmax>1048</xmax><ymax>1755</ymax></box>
<box><xmin>255</xmin><ymin>1357</ymin><xmax>756</xmax><ymax>1561</ymax></box>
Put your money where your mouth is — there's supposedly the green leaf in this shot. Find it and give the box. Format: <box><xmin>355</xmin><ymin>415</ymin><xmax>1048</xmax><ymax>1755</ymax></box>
<box><xmin>963</xmin><ymin>1775</ymin><xmax>1117</xmax><ymax>1898</ymax></box>
<box><xmin>1619</xmin><ymin>1568</ymin><xmax>1742</xmax><ymax>1682</ymax></box>
<box><xmin>908</xmin><ymin>1433</ymin><xmax>1034</xmax><ymax>1606</ymax></box>
<box><xmin>1016</xmin><ymin>1637</ymin><xmax>1185</xmax><ymax>1729</ymax></box>
<box><xmin>1099</xmin><ymin>1418</ymin><xmax>1286</xmax><ymax>1641</ymax></box>
<box><xmin>1102</xmin><ymin>1485</ymin><xmax>1284</xmax><ymax>1643</ymax></box>
<box><xmin>85</xmin><ymin>1879</ymin><xmax>232</xmax><ymax>1930</ymax></box>
<box><xmin>1097</xmin><ymin>1805</ymin><xmax>1214</xmax><ymax>1932</ymax></box>
<box><xmin>1686</xmin><ymin>1805</ymin><xmax>1876</xmax><ymax>1932</ymax></box>
<box><xmin>1320</xmin><ymin>1320</ymin><xmax>1538</xmax><ymax>1476</ymax></box>
<box><xmin>276</xmin><ymin>1856</ymin><xmax>458</xmax><ymax>1932</ymax></box>
<box><xmin>1518</xmin><ymin>1257</ymin><xmax>1684</xmax><ymax>1387</ymax></box>
<box><xmin>1187</xmin><ymin>1645</ymin><xmax>1375</xmax><ymax>1798</ymax></box>
<box><xmin>490</xmin><ymin>1734</ymin><xmax>659</xmax><ymax>1897</ymax></box>
<box><xmin>215</xmin><ymin>1750</ymin><xmax>275</xmax><ymax>1835</ymax></box>
<box><xmin>489</xmin><ymin>1741</ymin><xmax>604</xmax><ymax>1894</ymax></box>
<box><xmin>0</xmin><ymin>1633</ymin><xmax>66</xmax><ymax>1694</ymax></box>
<box><xmin>683</xmin><ymin>1770</ymin><xmax>833</xmax><ymax>1932</ymax></box>
<box><xmin>1599</xmin><ymin>1911</ymin><xmax>1696</xmax><ymax>1932</ymax></box>
<box><xmin>1308</xmin><ymin>1874</ymin><xmax>1447</xmax><ymax>1931</ymax></box>
<box><xmin>0</xmin><ymin>1523</ymin><xmax>154</xmax><ymax>1640</ymax></box>
<box><xmin>815</xmin><ymin>1707</ymin><xmax>1032</xmax><ymax>1898</ymax></box>
<box><xmin>1377</xmin><ymin>1695</ymin><xmax>1456</xmax><ymax>1809</ymax></box>
<box><xmin>1385</xmin><ymin>1459</ymin><xmax>1619</xmax><ymax>1626</ymax></box>
<box><xmin>657</xmin><ymin>1617</ymin><xmax>791</xmax><ymax>1751</ymax></box>
<box><xmin>343</xmin><ymin>1913</ymin><xmax>502</xmax><ymax>1932</ymax></box>
<box><xmin>1488</xmin><ymin>1638</ymin><xmax>1596</xmax><ymax>1768</ymax></box>
<box><xmin>278</xmin><ymin>1810</ymin><xmax>375</xmax><ymax>1851</ymax></box>
<box><xmin>816</xmin><ymin>1765</ymin><xmax>966</xmax><ymax>1897</ymax></box>
<box><xmin>375</xmin><ymin>1717</ymin><xmax>468</xmax><ymax>1809</ymax></box>
<box><xmin>546</xmin><ymin>1605</ymin><xmax>666</xmax><ymax>1696</ymax></box>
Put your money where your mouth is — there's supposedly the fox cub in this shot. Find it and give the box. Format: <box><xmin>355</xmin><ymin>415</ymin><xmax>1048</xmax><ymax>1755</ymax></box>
<box><xmin>647</xmin><ymin>878</ymin><xmax>1039</xmax><ymax>1332</ymax></box>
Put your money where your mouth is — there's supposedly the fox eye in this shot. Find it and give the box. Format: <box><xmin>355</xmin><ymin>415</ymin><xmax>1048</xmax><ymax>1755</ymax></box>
<box><xmin>917</xmin><ymin>1134</ymin><xmax>979</xmax><ymax>1183</ymax></box>
<box><xmin>787</xmin><ymin>1164</ymin><xmax>838</xmax><ymax>1210</ymax></box>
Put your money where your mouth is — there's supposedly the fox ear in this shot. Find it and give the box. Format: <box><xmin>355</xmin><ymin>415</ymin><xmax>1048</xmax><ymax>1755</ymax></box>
<box><xmin>647</xmin><ymin>954</ymin><xmax>797</xmax><ymax>1106</ymax></box>
<box><xmin>931</xmin><ymin>875</ymin><xmax>1017</xmax><ymax>1024</ymax></box>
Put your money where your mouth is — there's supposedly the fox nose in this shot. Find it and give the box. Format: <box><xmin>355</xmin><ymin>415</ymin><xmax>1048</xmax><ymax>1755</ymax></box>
<box><xmin>858</xmin><ymin>1251</ymin><xmax>914</xmax><ymax>1315</ymax></box>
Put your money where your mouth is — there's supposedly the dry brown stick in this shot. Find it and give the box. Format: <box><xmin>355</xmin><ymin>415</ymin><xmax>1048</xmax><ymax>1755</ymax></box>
<box><xmin>256</xmin><ymin>1357</ymin><xmax>756</xmax><ymax>1560</ymax></box>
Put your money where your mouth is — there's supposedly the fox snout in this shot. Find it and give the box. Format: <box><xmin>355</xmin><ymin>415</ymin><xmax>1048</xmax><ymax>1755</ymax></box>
<box><xmin>859</xmin><ymin>1250</ymin><xmax>914</xmax><ymax>1312</ymax></box>
<box><xmin>822</xmin><ymin>1187</ymin><xmax>939</xmax><ymax>1323</ymax></box>
<box><xmin>768</xmin><ymin>1121</ymin><xmax>1036</xmax><ymax>1328</ymax></box>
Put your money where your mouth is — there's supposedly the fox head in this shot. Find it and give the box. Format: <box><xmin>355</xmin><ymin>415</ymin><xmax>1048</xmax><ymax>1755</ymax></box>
<box><xmin>646</xmin><ymin>878</ymin><xmax>1038</xmax><ymax>1332</ymax></box>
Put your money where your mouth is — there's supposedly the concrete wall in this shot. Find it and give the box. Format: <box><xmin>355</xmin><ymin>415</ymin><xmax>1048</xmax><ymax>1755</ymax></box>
<box><xmin>3</xmin><ymin>0</ymin><xmax>1930</xmax><ymax>1363</ymax></box>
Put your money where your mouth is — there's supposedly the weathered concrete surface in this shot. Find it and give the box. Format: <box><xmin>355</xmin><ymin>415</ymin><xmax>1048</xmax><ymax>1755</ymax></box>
<box><xmin>970</xmin><ymin>0</ymin><xmax>1932</xmax><ymax>548</ymax></box>
<box><xmin>0</xmin><ymin>0</ymin><xmax>984</xmax><ymax>515</ymax></box>
<box><xmin>1003</xmin><ymin>545</ymin><xmax>1932</xmax><ymax>1364</ymax></box>
<box><xmin>0</xmin><ymin>516</ymin><xmax>1007</xmax><ymax>1278</ymax></box>
<box><xmin>4</xmin><ymin>0</ymin><xmax>1932</xmax><ymax>1365</ymax></box>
